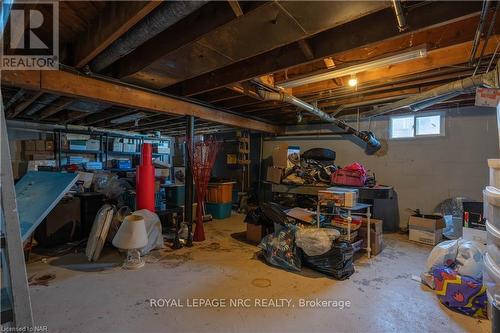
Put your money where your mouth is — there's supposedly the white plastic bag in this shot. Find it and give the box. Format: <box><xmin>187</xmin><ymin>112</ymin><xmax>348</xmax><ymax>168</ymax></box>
<box><xmin>426</xmin><ymin>238</ymin><xmax>484</xmax><ymax>280</ymax></box>
<box><xmin>426</xmin><ymin>239</ymin><xmax>460</xmax><ymax>272</ymax></box>
<box><xmin>295</xmin><ymin>228</ymin><xmax>340</xmax><ymax>256</ymax></box>
<box><xmin>132</xmin><ymin>209</ymin><xmax>165</xmax><ymax>255</ymax></box>
<box><xmin>455</xmin><ymin>240</ymin><xmax>484</xmax><ymax>280</ymax></box>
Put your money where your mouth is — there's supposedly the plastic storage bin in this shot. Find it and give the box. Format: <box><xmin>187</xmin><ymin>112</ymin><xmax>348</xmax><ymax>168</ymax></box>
<box><xmin>206</xmin><ymin>202</ymin><xmax>232</xmax><ymax>219</ymax></box>
<box><xmin>165</xmin><ymin>186</ymin><xmax>185</xmax><ymax>207</ymax></box>
<box><xmin>487</xmin><ymin>221</ymin><xmax>500</xmax><ymax>264</ymax></box>
<box><xmin>489</xmin><ymin>159</ymin><xmax>500</xmax><ymax>188</ymax></box>
<box><xmin>484</xmin><ymin>252</ymin><xmax>500</xmax><ymax>311</ymax></box>
<box><xmin>206</xmin><ymin>183</ymin><xmax>233</xmax><ymax>203</ymax></box>
<box><xmin>484</xmin><ymin>186</ymin><xmax>500</xmax><ymax>229</ymax></box>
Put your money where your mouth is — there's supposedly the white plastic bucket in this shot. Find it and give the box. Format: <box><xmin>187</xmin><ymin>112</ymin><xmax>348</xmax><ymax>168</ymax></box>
<box><xmin>484</xmin><ymin>186</ymin><xmax>500</xmax><ymax>229</ymax></box>
<box><xmin>484</xmin><ymin>252</ymin><xmax>500</xmax><ymax>311</ymax></box>
<box><xmin>489</xmin><ymin>159</ymin><xmax>500</xmax><ymax>188</ymax></box>
<box><xmin>487</xmin><ymin>221</ymin><xmax>500</xmax><ymax>264</ymax></box>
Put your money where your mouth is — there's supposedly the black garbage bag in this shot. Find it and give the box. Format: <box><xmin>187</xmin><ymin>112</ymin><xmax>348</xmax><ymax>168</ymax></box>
<box><xmin>302</xmin><ymin>241</ymin><xmax>355</xmax><ymax>280</ymax></box>
<box><xmin>260</xmin><ymin>202</ymin><xmax>289</xmax><ymax>226</ymax></box>
<box><xmin>259</xmin><ymin>223</ymin><xmax>302</xmax><ymax>272</ymax></box>
<box><xmin>244</xmin><ymin>206</ymin><xmax>274</xmax><ymax>236</ymax></box>
<box><xmin>301</xmin><ymin>148</ymin><xmax>336</xmax><ymax>161</ymax></box>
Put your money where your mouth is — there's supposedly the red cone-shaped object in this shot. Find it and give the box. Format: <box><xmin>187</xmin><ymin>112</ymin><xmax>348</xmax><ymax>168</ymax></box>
<box><xmin>136</xmin><ymin>143</ymin><xmax>155</xmax><ymax>212</ymax></box>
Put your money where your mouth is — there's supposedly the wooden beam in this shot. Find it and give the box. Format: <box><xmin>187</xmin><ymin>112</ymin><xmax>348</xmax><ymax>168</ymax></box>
<box><xmin>7</xmin><ymin>92</ymin><xmax>43</xmax><ymax>118</ymax></box>
<box><xmin>166</xmin><ymin>1</ymin><xmax>481</xmax><ymax>96</ymax></box>
<box><xmin>291</xmin><ymin>37</ymin><xmax>500</xmax><ymax>96</ymax></box>
<box><xmin>227</xmin><ymin>1</ymin><xmax>243</xmax><ymax>17</ymax></box>
<box><xmin>73</xmin><ymin>1</ymin><xmax>161</xmax><ymax>68</ymax></box>
<box><xmin>2</xmin><ymin>70</ymin><xmax>281</xmax><ymax>133</ymax></box>
<box><xmin>38</xmin><ymin>97</ymin><xmax>74</xmax><ymax>120</ymax></box>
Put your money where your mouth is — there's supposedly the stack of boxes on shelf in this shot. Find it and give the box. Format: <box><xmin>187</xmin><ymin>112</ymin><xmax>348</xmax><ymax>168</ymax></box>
<box><xmin>266</xmin><ymin>143</ymin><xmax>299</xmax><ymax>184</ymax></box>
<box><xmin>10</xmin><ymin>139</ymin><xmax>55</xmax><ymax>179</ymax></box>
<box><xmin>483</xmin><ymin>159</ymin><xmax>500</xmax><ymax>317</ymax></box>
<box><xmin>205</xmin><ymin>183</ymin><xmax>233</xmax><ymax>219</ymax></box>
<box><xmin>63</xmin><ymin>133</ymin><xmax>103</xmax><ymax>170</ymax></box>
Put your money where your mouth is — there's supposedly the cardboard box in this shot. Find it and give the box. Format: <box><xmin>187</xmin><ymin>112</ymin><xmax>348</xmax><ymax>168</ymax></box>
<box><xmin>112</xmin><ymin>140</ymin><xmax>124</xmax><ymax>152</ymax></box>
<box><xmin>27</xmin><ymin>160</ymin><xmax>56</xmax><ymax>171</ymax></box>
<box><xmin>408</xmin><ymin>215</ymin><xmax>446</xmax><ymax>231</ymax></box>
<box><xmin>26</xmin><ymin>152</ymin><xmax>54</xmax><ymax>160</ymax></box>
<box><xmin>23</xmin><ymin>140</ymin><xmax>36</xmax><ymax>151</ymax></box>
<box><xmin>69</xmin><ymin>140</ymin><xmax>87</xmax><ymax>151</ymax></box>
<box><xmin>359</xmin><ymin>226</ymin><xmax>384</xmax><ymax>255</ymax></box>
<box><xmin>86</xmin><ymin>139</ymin><xmax>100</xmax><ymax>151</ymax></box>
<box><xmin>361</xmin><ymin>218</ymin><xmax>383</xmax><ymax>235</ymax></box>
<box><xmin>155</xmin><ymin>168</ymin><xmax>170</xmax><ymax>178</ymax></box>
<box><xmin>11</xmin><ymin>160</ymin><xmax>28</xmax><ymax>179</ymax></box>
<box><xmin>123</xmin><ymin>143</ymin><xmax>137</xmax><ymax>153</ymax></box>
<box><xmin>319</xmin><ymin>188</ymin><xmax>358</xmax><ymax>207</ymax></box>
<box><xmin>45</xmin><ymin>140</ymin><xmax>54</xmax><ymax>151</ymax></box>
<box><xmin>271</xmin><ymin>143</ymin><xmax>300</xmax><ymax>169</ymax></box>
<box><xmin>462</xmin><ymin>227</ymin><xmax>487</xmax><ymax>245</ymax></box>
<box><xmin>246</xmin><ymin>223</ymin><xmax>264</xmax><ymax>243</ymax></box>
<box><xmin>266</xmin><ymin>166</ymin><xmax>283</xmax><ymax>184</ymax></box>
<box><xmin>35</xmin><ymin>140</ymin><xmax>46</xmax><ymax>151</ymax></box>
<box><xmin>409</xmin><ymin>228</ymin><xmax>443</xmax><ymax>245</ymax></box>
<box><xmin>272</xmin><ymin>143</ymin><xmax>288</xmax><ymax>168</ymax></box>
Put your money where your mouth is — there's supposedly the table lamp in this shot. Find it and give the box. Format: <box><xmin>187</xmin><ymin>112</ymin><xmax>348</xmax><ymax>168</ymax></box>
<box><xmin>112</xmin><ymin>214</ymin><xmax>148</xmax><ymax>269</ymax></box>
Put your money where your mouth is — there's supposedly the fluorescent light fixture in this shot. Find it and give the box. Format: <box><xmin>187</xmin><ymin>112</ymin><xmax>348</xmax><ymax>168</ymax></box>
<box><xmin>280</xmin><ymin>47</ymin><xmax>427</xmax><ymax>88</ymax></box>
<box><xmin>110</xmin><ymin>112</ymin><xmax>147</xmax><ymax>124</ymax></box>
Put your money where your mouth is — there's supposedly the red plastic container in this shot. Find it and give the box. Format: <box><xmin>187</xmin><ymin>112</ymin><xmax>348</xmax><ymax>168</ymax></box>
<box><xmin>136</xmin><ymin>143</ymin><xmax>155</xmax><ymax>212</ymax></box>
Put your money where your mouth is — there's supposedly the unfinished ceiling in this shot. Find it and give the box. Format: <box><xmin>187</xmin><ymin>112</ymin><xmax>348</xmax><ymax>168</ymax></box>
<box><xmin>2</xmin><ymin>0</ymin><xmax>499</xmax><ymax>135</ymax></box>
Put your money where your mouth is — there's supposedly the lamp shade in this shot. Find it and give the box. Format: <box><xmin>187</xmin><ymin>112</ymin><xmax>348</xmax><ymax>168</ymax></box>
<box><xmin>112</xmin><ymin>215</ymin><xmax>148</xmax><ymax>250</ymax></box>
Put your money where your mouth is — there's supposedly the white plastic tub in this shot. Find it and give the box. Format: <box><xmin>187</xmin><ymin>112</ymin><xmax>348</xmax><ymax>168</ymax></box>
<box><xmin>487</xmin><ymin>221</ymin><xmax>500</xmax><ymax>264</ymax></box>
<box><xmin>484</xmin><ymin>186</ymin><xmax>500</xmax><ymax>229</ymax></box>
<box><xmin>484</xmin><ymin>253</ymin><xmax>500</xmax><ymax>308</ymax></box>
<box><xmin>489</xmin><ymin>159</ymin><xmax>500</xmax><ymax>188</ymax></box>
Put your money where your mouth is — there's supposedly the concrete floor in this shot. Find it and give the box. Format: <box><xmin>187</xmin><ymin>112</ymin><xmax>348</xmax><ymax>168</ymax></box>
<box><xmin>27</xmin><ymin>213</ymin><xmax>489</xmax><ymax>333</ymax></box>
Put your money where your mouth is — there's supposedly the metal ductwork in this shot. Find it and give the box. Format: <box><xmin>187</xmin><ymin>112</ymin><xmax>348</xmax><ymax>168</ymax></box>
<box><xmin>354</xmin><ymin>59</ymin><xmax>500</xmax><ymax>119</ymax></box>
<box><xmin>24</xmin><ymin>94</ymin><xmax>59</xmax><ymax>116</ymax></box>
<box><xmin>391</xmin><ymin>0</ymin><xmax>407</xmax><ymax>32</ymax></box>
<box><xmin>469</xmin><ymin>0</ymin><xmax>492</xmax><ymax>65</ymax></box>
<box><xmin>90</xmin><ymin>1</ymin><xmax>207</xmax><ymax>72</ymax></box>
<box><xmin>257</xmin><ymin>89</ymin><xmax>382</xmax><ymax>152</ymax></box>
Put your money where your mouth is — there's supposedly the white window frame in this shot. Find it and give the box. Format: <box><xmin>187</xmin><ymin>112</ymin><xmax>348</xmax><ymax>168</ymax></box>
<box><xmin>389</xmin><ymin>111</ymin><xmax>445</xmax><ymax>139</ymax></box>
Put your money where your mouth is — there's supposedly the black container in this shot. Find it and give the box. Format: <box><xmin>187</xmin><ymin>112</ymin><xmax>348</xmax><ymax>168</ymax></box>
<box><xmin>75</xmin><ymin>192</ymin><xmax>105</xmax><ymax>239</ymax></box>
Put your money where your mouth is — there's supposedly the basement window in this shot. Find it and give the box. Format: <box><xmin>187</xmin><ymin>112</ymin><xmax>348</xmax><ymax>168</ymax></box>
<box><xmin>390</xmin><ymin>112</ymin><xmax>444</xmax><ymax>139</ymax></box>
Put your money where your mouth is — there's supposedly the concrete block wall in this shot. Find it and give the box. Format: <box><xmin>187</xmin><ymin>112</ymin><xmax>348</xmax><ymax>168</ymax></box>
<box><xmin>262</xmin><ymin>106</ymin><xmax>498</xmax><ymax>229</ymax></box>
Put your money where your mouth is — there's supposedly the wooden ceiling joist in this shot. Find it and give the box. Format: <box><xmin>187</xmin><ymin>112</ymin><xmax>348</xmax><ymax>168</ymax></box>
<box><xmin>2</xmin><ymin>70</ymin><xmax>281</xmax><ymax>134</ymax></box>
<box><xmin>73</xmin><ymin>1</ymin><xmax>162</xmax><ymax>68</ymax></box>
<box><xmin>166</xmin><ymin>1</ymin><xmax>481</xmax><ymax>96</ymax></box>
<box><xmin>228</xmin><ymin>1</ymin><xmax>244</xmax><ymax>17</ymax></box>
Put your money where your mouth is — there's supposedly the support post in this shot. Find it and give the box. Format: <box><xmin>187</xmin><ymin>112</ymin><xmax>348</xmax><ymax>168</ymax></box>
<box><xmin>184</xmin><ymin>116</ymin><xmax>194</xmax><ymax>247</ymax></box>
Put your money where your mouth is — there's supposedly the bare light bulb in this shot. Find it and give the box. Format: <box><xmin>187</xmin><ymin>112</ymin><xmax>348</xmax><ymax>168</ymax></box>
<box><xmin>348</xmin><ymin>76</ymin><xmax>358</xmax><ymax>87</ymax></box>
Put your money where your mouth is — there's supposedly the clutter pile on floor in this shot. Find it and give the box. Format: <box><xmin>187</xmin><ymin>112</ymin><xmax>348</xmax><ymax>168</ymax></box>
<box><xmin>420</xmin><ymin>239</ymin><xmax>488</xmax><ymax>318</ymax></box>
<box><xmin>246</xmin><ymin>202</ymin><xmax>355</xmax><ymax>280</ymax></box>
